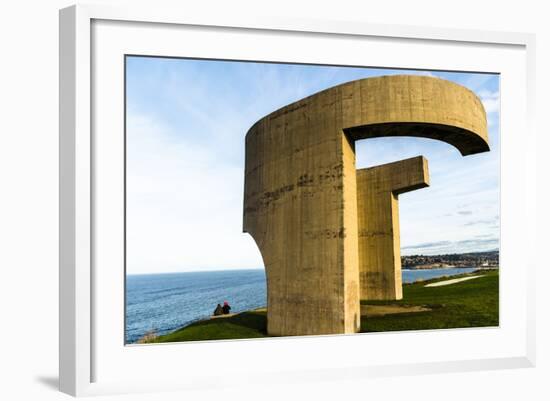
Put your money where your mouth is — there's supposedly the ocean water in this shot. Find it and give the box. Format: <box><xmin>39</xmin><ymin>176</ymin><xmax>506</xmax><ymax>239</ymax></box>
<box><xmin>402</xmin><ymin>267</ymin><xmax>478</xmax><ymax>284</ymax></box>
<box><xmin>125</xmin><ymin>269</ymin><xmax>267</xmax><ymax>344</ymax></box>
<box><xmin>126</xmin><ymin>267</ymin><xmax>478</xmax><ymax>343</ymax></box>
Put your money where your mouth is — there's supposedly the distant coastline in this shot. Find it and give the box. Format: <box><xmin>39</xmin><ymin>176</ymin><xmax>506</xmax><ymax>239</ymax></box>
<box><xmin>402</xmin><ymin>250</ymin><xmax>499</xmax><ymax>270</ymax></box>
<box><xmin>403</xmin><ymin>264</ymin><xmax>499</xmax><ymax>270</ymax></box>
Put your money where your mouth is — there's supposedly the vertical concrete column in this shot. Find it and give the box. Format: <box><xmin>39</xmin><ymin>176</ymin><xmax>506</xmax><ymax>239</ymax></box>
<box><xmin>243</xmin><ymin>90</ymin><xmax>361</xmax><ymax>336</ymax></box>
<box><xmin>356</xmin><ymin>156</ymin><xmax>430</xmax><ymax>300</ymax></box>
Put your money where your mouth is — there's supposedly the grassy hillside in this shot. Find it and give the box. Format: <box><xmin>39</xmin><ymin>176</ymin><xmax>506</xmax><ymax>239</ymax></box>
<box><xmin>147</xmin><ymin>310</ymin><xmax>268</xmax><ymax>343</ymax></box>
<box><xmin>145</xmin><ymin>270</ymin><xmax>498</xmax><ymax>344</ymax></box>
<box><xmin>361</xmin><ymin>270</ymin><xmax>499</xmax><ymax>332</ymax></box>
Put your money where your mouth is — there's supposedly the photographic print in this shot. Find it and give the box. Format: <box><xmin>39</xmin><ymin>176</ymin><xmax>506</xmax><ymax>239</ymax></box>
<box><xmin>125</xmin><ymin>57</ymin><xmax>499</xmax><ymax>344</ymax></box>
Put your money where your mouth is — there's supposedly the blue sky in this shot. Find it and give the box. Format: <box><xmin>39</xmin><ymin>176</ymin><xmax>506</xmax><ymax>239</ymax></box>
<box><xmin>126</xmin><ymin>56</ymin><xmax>500</xmax><ymax>274</ymax></box>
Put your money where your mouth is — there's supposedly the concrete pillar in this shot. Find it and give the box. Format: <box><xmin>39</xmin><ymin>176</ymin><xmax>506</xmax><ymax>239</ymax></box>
<box><xmin>357</xmin><ymin>156</ymin><xmax>430</xmax><ymax>301</ymax></box>
<box><xmin>243</xmin><ymin>75</ymin><xmax>489</xmax><ymax>336</ymax></box>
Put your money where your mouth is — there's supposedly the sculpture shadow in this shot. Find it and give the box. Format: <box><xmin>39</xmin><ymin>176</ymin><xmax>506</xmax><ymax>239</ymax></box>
<box><xmin>220</xmin><ymin>310</ymin><xmax>268</xmax><ymax>334</ymax></box>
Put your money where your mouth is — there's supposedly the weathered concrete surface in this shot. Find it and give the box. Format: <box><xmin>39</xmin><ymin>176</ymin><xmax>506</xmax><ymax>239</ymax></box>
<box><xmin>243</xmin><ymin>75</ymin><xmax>489</xmax><ymax>336</ymax></box>
<box><xmin>357</xmin><ymin>156</ymin><xmax>429</xmax><ymax>301</ymax></box>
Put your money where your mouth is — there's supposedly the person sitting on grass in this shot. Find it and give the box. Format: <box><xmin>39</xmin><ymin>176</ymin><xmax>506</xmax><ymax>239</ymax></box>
<box><xmin>222</xmin><ymin>301</ymin><xmax>231</xmax><ymax>315</ymax></box>
<box><xmin>213</xmin><ymin>303</ymin><xmax>223</xmax><ymax>316</ymax></box>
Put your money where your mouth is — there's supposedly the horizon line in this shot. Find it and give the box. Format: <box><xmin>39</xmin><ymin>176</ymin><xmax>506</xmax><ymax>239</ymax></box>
<box><xmin>127</xmin><ymin>249</ymin><xmax>499</xmax><ymax>276</ymax></box>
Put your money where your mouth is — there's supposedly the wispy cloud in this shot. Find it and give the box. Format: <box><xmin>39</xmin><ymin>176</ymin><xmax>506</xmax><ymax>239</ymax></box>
<box><xmin>126</xmin><ymin>112</ymin><xmax>264</xmax><ymax>273</ymax></box>
<box><xmin>463</xmin><ymin>216</ymin><xmax>499</xmax><ymax>226</ymax></box>
<box><xmin>478</xmin><ymin>89</ymin><xmax>500</xmax><ymax>114</ymax></box>
<box><xmin>402</xmin><ymin>238</ymin><xmax>499</xmax><ymax>255</ymax></box>
<box><xmin>456</xmin><ymin>238</ymin><xmax>499</xmax><ymax>246</ymax></box>
<box><xmin>457</xmin><ymin>210</ymin><xmax>473</xmax><ymax>216</ymax></box>
<box><xmin>402</xmin><ymin>241</ymin><xmax>451</xmax><ymax>250</ymax></box>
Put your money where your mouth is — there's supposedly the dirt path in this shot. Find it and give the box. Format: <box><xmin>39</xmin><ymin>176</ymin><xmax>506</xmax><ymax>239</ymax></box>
<box><xmin>361</xmin><ymin>304</ymin><xmax>431</xmax><ymax>317</ymax></box>
<box><xmin>424</xmin><ymin>275</ymin><xmax>481</xmax><ymax>288</ymax></box>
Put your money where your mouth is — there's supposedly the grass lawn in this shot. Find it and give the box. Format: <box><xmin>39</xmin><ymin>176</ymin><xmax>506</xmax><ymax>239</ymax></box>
<box><xmin>146</xmin><ymin>270</ymin><xmax>498</xmax><ymax>343</ymax></box>
<box><xmin>361</xmin><ymin>270</ymin><xmax>499</xmax><ymax>332</ymax></box>
<box><xmin>147</xmin><ymin>310</ymin><xmax>268</xmax><ymax>343</ymax></box>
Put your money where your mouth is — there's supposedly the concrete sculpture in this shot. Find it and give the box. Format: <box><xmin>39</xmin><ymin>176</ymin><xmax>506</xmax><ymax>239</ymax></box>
<box><xmin>357</xmin><ymin>156</ymin><xmax>429</xmax><ymax>301</ymax></box>
<box><xmin>243</xmin><ymin>75</ymin><xmax>489</xmax><ymax>336</ymax></box>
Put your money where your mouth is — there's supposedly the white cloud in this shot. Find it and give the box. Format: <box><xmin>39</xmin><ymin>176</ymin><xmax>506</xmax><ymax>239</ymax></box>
<box><xmin>478</xmin><ymin>89</ymin><xmax>500</xmax><ymax>114</ymax></box>
<box><xmin>414</xmin><ymin>70</ymin><xmax>437</xmax><ymax>77</ymax></box>
<box><xmin>126</xmin><ymin>113</ymin><xmax>264</xmax><ymax>274</ymax></box>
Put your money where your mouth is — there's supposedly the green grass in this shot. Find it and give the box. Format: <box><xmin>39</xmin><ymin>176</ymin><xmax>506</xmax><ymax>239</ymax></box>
<box><xmin>147</xmin><ymin>310</ymin><xmax>268</xmax><ymax>343</ymax></box>
<box><xmin>361</xmin><ymin>270</ymin><xmax>499</xmax><ymax>332</ymax></box>
<box><xmin>147</xmin><ymin>270</ymin><xmax>498</xmax><ymax>343</ymax></box>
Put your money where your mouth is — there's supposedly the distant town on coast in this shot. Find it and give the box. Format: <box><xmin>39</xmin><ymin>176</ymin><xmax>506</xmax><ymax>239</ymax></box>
<box><xmin>402</xmin><ymin>250</ymin><xmax>499</xmax><ymax>270</ymax></box>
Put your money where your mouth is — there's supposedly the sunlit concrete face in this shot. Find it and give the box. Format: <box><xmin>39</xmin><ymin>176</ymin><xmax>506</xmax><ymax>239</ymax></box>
<box><xmin>357</xmin><ymin>156</ymin><xmax>430</xmax><ymax>301</ymax></box>
<box><xmin>243</xmin><ymin>75</ymin><xmax>489</xmax><ymax>336</ymax></box>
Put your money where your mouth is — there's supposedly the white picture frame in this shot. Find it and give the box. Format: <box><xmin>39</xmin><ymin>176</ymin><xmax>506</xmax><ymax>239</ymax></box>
<box><xmin>59</xmin><ymin>3</ymin><xmax>536</xmax><ymax>397</ymax></box>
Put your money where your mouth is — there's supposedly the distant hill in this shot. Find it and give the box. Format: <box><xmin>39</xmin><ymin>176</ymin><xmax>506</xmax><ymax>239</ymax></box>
<box><xmin>402</xmin><ymin>250</ymin><xmax>499</xmax><ymax>269</ymax></box>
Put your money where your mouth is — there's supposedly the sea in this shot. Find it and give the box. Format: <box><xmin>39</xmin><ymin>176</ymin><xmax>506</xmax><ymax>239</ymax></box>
<box><xmin>126</xmin><ymin>267</ymin><xmax>478</xmax><ymax>343</ymax></box>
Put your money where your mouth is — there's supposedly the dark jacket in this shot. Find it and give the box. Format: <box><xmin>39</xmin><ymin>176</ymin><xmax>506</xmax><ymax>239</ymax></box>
<box><xmin>213</xmin><ymin>304</ymin><xmax>223</xmax><ymax>316</ymax></box>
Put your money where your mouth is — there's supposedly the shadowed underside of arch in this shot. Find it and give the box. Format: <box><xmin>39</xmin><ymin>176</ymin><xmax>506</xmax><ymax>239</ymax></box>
<box><xmin>243</xmin><ymin>74</ymin><xmax>489</xmax><ymax>337</ymax></box>
<box><xmin>345</xmin><ymin>122</ymin><xmax>489</xmax><ymax>156</ymax></box>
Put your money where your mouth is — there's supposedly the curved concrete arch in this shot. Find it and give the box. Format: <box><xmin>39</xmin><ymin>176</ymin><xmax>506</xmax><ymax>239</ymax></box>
<box><xmin>243</xmin><ymin>75</ymin><xmax>489</xmax><ymax>336</ymax></box>
<box><xmin>341</xmin><ymin>75</ymin><xmax>488</xmax><ymax>155</ymax></box>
